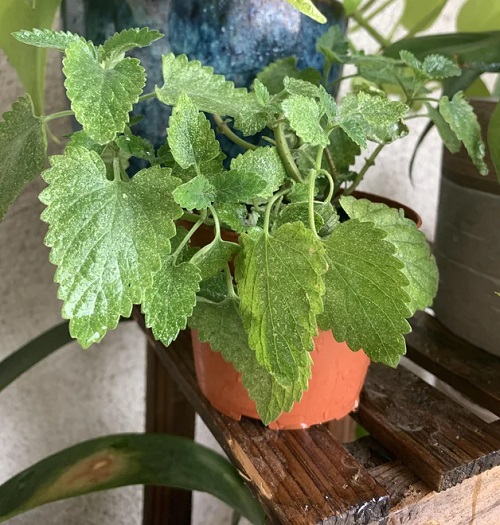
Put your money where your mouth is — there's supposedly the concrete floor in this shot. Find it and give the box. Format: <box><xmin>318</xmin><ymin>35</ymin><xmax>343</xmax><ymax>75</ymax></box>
<box><xmin>0</xmin><ymin>2</ymin><xmax>465</xmax><ymax>523</ymax></box>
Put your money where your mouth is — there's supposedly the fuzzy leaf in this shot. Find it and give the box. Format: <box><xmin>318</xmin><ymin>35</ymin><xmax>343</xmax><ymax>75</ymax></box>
<box><xmin>284</xmin><ymin>0</ymin><xmax>326</xmax><ymax>23</ymax></box>
<box><xmin>341</xmin><ymin>196</ymin><xmax>438</xmax><ymax>314</ymax></box>
<box><xmin>274</xmin><ymin>202</ymin><xmax>324</xmax><ymax>231</ymax></box>
<box><xmin>426</xmin><ymin>104</ymin><xmax>461</xmax><ymax>154</ymax></box>
<box><xmin>0</xmin><ymin>95</ymin><xmax>47</xmax><ymax>221</ymax></box>
<box><xmin>236</xmin><ymin>222</ymin><xmax>327</xmax><ymax>387</ymax></box>
<box><xmin>215</xmin><ymin>203</ymin><xmax>248</xmax><ymax>233</ymax></box>
<box><xmin>488</xmin><ymin>101</ymin><xmax>500</xmax><ymax>182</ymax></box>
<box><xmin>284</xmin><ymin>77</ymin><xmax>320</xmax><ymax>98</ymax></box>
<box><xmin>439</xmin><ymin>92</ymin><xmax>488</xmax><ymax>175</ymax></box>
<box><xmin>142</xmin><ymin>259</ymin><xmax>201</xmax><ymax>346</ymax></box>
<box><xmin>282</xmin><ymin>95</ymin><xmax>329</xmax><ymax>147</ymax></box>
<box><xmin>400</xmin><ymin>50</ymin><xmax>461</xmax><ymax>79</ymax></box>
<box><xmin>316</xmin><ymin>26</ymin><xmax>349</xmax><ymax>63</ymax></box>
<box><xmin>172</xmin><ymin>175</ymin><xmax>215</xmax><ymax>210</ymax></box>
<box><xmin>66</xmin><ymin>130</ymin><xmax>105</xmax><ymax>155</ymax></box>
<box><xmin>157</xmin><ymin>54</ymin><xmax>268</xmax><ymax>135</ymax></box>
<box><xmin>256</xmin><ymin>57</ymin><xmax>321</xmax><ymax>95</ymax></box>
<box><xmin>39</xmin><ymin>149</ymin><xmax>182</xmax><ymax>347</ymax></box>
<box><xmin>191</xmin><ymin>237</ymin><xmax>240</xmax><ymax>280</ymax></box>
<box><xmin>318</xmin><ymin>219</ymin><xmax>411</xmax><ymax>367</ymax></box>
<box><xmin>101</xmin><ymin>27</ymin><xmax>163</xmax><ymax>59</ymax></box>
<box><xmin>231</xmin><ymin>147</ymin><xmax>286</xmax><ymax>198</ymax></box>
<box><xmin>211</xmin><ymin>170</ymin><xmax>267</xmax><ymax>204</ymax></box>
<box><xmin>173</xmin><ymin>155</ymin><xmax>225</xmax><ymax>183</ymax></box>
<box><xmin>319</xmin><ymin>86</ymin><xmax>337</xmax><ymax>123</ymax></box>
<box><xmin>338</xmin><ymin>92</ymin><xmax>408</xmax><ymax>147</ymax></box>
<box><xmin>167</xmin><ymin>93</ymin><xmax>220</xmax><ymax>169</ymax></box>
<box><xmin>115</xmin><ymin>133</ymin><xmax>155</xmax><ymax>162</ymax></box>
<box><xmin>253</xmin><ymin>79</ymin><xmax>271</xmax><ymax>106</ymax></box>
<box><xmin>13</xmin><ymin>29</ymin><xmax>81</xmax><ymax>50</ymax></box>
<box><xmin>63</xmin><ymin>40</ymin><xmax>146</xmax><ymax>144</ymax></box>
<box><xmin>190</xmin><ymin>297</ymin><xmax>304</xmax><ymax>425</ymax></box>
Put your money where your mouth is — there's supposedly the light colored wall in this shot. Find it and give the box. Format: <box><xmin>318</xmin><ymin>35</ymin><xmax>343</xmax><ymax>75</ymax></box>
<box><xmin>0</xmin><ymin>1</ymin><xmax>464</xmax><ymax>523</ymax></box>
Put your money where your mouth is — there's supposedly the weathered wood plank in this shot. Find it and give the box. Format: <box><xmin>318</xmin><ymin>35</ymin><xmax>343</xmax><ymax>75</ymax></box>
<box><xmin>357</xmin><ymin>363</ymin><xmax>500</xmax><ymax>492</ymax></box>
<box><xmin>134</xmin><ymin>310</ymin><xmax>389</xmax><ymax>525</ymax></box>
<box><xmin>406</xmin><ymin>311</ymin><xmax>500</xmax><ymax>417</ymax></box>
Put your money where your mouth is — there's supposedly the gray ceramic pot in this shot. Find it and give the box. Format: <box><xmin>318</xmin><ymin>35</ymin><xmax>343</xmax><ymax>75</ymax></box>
<box><xmin>433</xmin><ymin>98</ymin><xmax>500</xmax><ymax>355</ymax></box>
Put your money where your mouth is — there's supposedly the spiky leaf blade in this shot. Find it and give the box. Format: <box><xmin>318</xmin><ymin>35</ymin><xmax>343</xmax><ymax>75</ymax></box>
<box><xmin>63</xmin><ymin>40</ymin><xmax>146</xmax><ymax>144</ymax></box>
<box><xmin>0</xmin><ymin>95</ymin><xmax>47</xmax><ymax>221</ymax></box>
<box><xmin>12</xmin><ymin>29</ymin><xmax>82</xmax><ymax>50</ymax></box>
<box><xmin>172</xmin><ymin>175</ymin><xmax>215</xmax><ymax>210</ymax></box>
<box><xmin>318</xmin><ymin>219</ymin><xmax>411</xmax><ymax>367</ymax></box>
<box><xmin>40</xmin><ymin>149</ymin><xmax>182</xmax><ymax>347</ymax></box>
<box><xmin>282</xmin><ymin>95</ymin><xmax>329</xmax><ymax>147</ymax></box>
<box><xmin>101</xmin><ymin>27</ymin><xmax>163</xmax><ymax>59</ymax></box>
<box><xmin>235</xmin><ymin>222</ymin><xmax>327</xmax><ymax>387</ymax></box>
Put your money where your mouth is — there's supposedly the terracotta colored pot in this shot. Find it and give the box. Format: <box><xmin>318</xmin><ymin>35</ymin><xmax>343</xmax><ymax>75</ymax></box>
<box><xmin>184</xmin><ymin>192</ymin><xmax>421</xmax><ymax>429</ymax></box>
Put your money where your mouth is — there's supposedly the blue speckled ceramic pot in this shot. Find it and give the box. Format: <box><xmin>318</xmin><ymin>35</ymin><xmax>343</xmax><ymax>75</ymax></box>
<box><xmin>62</xmin><ymin>0</ymin><xmax>346</xmax><ymax>151</ymax></box>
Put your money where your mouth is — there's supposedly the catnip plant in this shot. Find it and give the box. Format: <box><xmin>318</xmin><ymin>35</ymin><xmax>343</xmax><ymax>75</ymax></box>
<box><xmin>0</xmin><ymin>25</ymin><xmax>488</xmax><ymax>424</ymax></box>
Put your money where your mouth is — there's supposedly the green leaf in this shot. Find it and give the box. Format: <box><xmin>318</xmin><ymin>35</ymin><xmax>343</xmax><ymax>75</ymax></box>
<box><xmin>318</xmin><ymin>219</ymin><xmax>411</xmax><ymax>367</ymax></box>
<box><xmin>465</xmin><ymin>78</ymin><xmax>491</xmax><ymax>98</ymax></box>
<box><xmin>40</xmin><ymin>149</ymin><xmax>182</xmax><ymax>347</ymax></box>
<box><xmin>326</xmin><ymin>127</ymin><xmax>360</xmax><ymax>173</ymax></box>
<box><xmin>142</xmin><ymin>259</ymin><xmax>201</xmax><ymax>346</ymax></box>
<box><xmin>256</xmin><ymin>56</ymin><xmax>321</xmax><ymax>95</ymax></box>
<box><xmin>211</xmin><ymin>170</ymin><xmax>267</xmax><ymax>204</ymax></box>
<box><xmin>173</xmin><ymin>155</ymin><xmax>226</xmax><ymax>183</ymax></box>
<box><xmin>0</xmin><ymin>95</ymin><xmax>47</xmax><ymax>221</ymax></box>
<box><xmin>457</xmin><ymin>0</ymin><xmax>500</xmax><ymax>32</ymax></box>
<box><xmin>190</xmin><ymin>297</ymin><xmax>304</xmax><ymax>425</ymax></box>
<box><xmin>439</xmin><ymin>92</ymin><xmax>488</xmax><ymax>175</ymax></box>
<box><xmin>426</xmin><ymin>104</ymin><xmax>461</xmax><ymax>154</ymax></box>
<box><xmin>354</xmin><ymin>55</ymin><xmax>416</xmax><ymax>92</ymax></box>
<box><xmin>235</xmin><ymin>222</ymin><xmax>327</xmax><ymax>387</ymax></box>
<box><xmin>253</xmin><ymin>79</ymin><xmax>271</xmax><ymax>106</ymax></box>
<box><xmin>399</xmin><ymin>51</ymin><xmax>461</xmax><ymax>79</ymax></box>
<box><xmin>191</xmin><ymin>237</ymin><xmax>240</xmax><ymax>280</ymax></box>
<box><xmin>318</xmin><ymin>86</ymin><xmax>337</xmax><ymax>123</ymax></box>
<box><xmin>66</xmin><ymin>130</ymin><xmax>105</xmax><ymax>155</ymax></box>
<box><xmin>157</xmin><ymin>54</ymin><xmax>268</xmax><ymax>135</ymax></box>
<box><xmin>101</xmin><ymin>27</ymin><xmax>163</xmax><ymax>60</ymax></box>
<box><xmin>172</xmin><ymin>175</ymin><xmax>215</xmax><ymax>210</ymax></box>
<box><xmin>316</xmin><ymin>25</ymin><xmax>349</xmax><ymax>63</ymax></box>
<box><xmin>115</xmin><ymin>133</ymin><xmax>155</xmax><ymax>163</ymax></box>
<box><xmin>488</xmin><ymin>101</ymin><xmax>500</xmax><ymax>182</ymax></box>
<box><xmin>282</xmin><ymin>95</ymin><xmax>329</xmax><ymax>147</ymax></box>
<box><xmin>274</xmin><ymin>202</ymin><xmax>324</xmax><ymax>231</ymax></box>
<box><xmin>283</xmin><ymin>77</ymin><xmax>320</xmax><ymax>98</ymax></box>
<box><xmin>0</xmin><ymin>434</ymin><xmax>264</xmax><ymax>525</ymax></box>
<box><xmin>341</xmin><ymin>196</ymin><xmax>438</xmax><ymax>314</ymax></box>
<box><xmin>63</xmin><ymin>40</ymin><xmax>146</xmax><ymax>144</ymax></box>
<box><xmin>343</xmin><ymin>0</ymin><xmax>362</xmax><ymax>15</ymax></box>
<box><xmin>167</xmin><ymin>93</ymin><xmax>220</xmax><ymax>169</ymax></box>
<box><xmin>283</xmin><ymin>0</ymin><xmax>327</xmax><ymax>23</ymax></box>
<box><xmin>400</xmin><ymin>0</ymin><xmax>448</xmax><ymax>34</ymax></box>
<box><xmin>198</xmin><ymin>272</ymin><xmax>228</xmax><ymax>303</ymax></box>
<box><xmin>12</xmin><ymin>28</ymin><xmax>81</xmax><ymax>50</ymax></box>
<box><xmin>230</xmin><ymin>147</ymin><xmax>287</xmax><ymax>198</ymax></box>
<box><xmin>338</xmin><ymin>92</ymin><xmax>408</xmax><ymax>147</ymax></box>
<box><xmin>215</xmin><ymin>203</ymin><xmax>249</xmax><ymax>233</ymax></box>
<box><xmin>0</xmin><ymin>0</ymin><xmax>62</xmax><ymax>113</ymax></box>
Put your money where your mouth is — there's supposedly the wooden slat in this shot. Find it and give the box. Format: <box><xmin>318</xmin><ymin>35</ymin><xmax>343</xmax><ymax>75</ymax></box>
<box><xmin>133</xmin><ymin>310</ymin><xmax>389</xmax><ymax>525</ymax></box>
<box><xmin>357</xmin><ymin>362</ymin><xmax>500</xmax><ymax>492</ymax></box>
<box><xmin>143</xmin><ymin>340</ymin><xmax>195</xmax><ymax>525</ymax></box>
<box><xmin>406</xmin><ymin>311</ymin><xmax>500</xmax><ymax>416</ymax></box>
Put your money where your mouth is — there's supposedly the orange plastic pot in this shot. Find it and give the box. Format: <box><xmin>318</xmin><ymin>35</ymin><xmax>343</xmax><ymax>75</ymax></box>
<box><xmin>184</xmin><ymin>192</ymin><xmax>421</xmax><ymax>430</ymax></box>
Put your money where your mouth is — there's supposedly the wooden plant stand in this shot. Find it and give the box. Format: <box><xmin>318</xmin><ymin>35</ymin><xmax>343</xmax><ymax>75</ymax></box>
<box><xmin>136</xmin><ymin>309</ymin><xmax>500</xmax><ymax>525</ymax></box>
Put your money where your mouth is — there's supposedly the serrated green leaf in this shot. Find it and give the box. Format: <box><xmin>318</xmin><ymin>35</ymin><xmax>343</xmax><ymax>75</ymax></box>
<box><xmin>198</xmin><ymin>272</ymin><xmax>228</xmax><ymax>303</ymax></box>
<box><xmin>168</xmin><ymin>93</ymin><xmax>220</xmax><ymax>170</ymax></box>
<box><xmin>235</xmin><ymin>222</ymin><xmax>327</xmax><ymax>387</ymax></box>
<box><xmin>288</xmin><ymin>182</ymin><xmax>310</xmax><ymax>202</ymax></box>
<box><xmin>253</xmin><ymin>79</ymin><xmax>271</xmax><ymax>106</ymax></box>
<box><xmin>284</xmin><ymin>0</ymin><xmax>326</xmax><ymax>23</ymax></box>
<box><xmin>341</xmin><ymin>196</ymin><xmax>438</xmax><ymax>314</ymax></box>
<box><xmin>318</xmin><ymin>219</ymin><xmax>411</xmax><ymax>367</ymax></box>
<box><xmin>284</xmin><ymin>77</ymin><xmax>320</xmax><ymax>98</ymax></box>
<box><xmin>326</xmin><ymin>127</ymin><xmax>360</xmax><ymax>173</ymax></box>
<box><xmin>0</xmin><ymin>95</ymin><xmax>47</xmax><ymax>221</ymax></box>
<box><xmin>354</xmin><ymin>55</ymin><xmax>416</xmax><ymax>92</ymax></box>
<box><xmin>63</xmin><ymin>40</ymin><xmax>146</xmax><ymax>144</ymax></box>
<box><xmin>457</xmin><ymin>0</ymin><xmax>500</xmax><ymax>32</ymax></box>
<box><xmin>316</xmin><ymin>25</ymin><xmax>349</xmax><ymax>64</ymax></box>
<box><xmin>400</xmin><ymin>50</ymin><xmax>461</xmax><ymax>80</ymax></box>
<box><xmin>157</xmin><ymin>54</ymin><xmax>268</xmax><ymax>135</ymax></box>
<box><xmin>142</xmin><ymin>259</ymin><xmax>201</xmax><ymax>346</ymax></box>
<box><xmin>101</xmin><ymin>27</ymin><xmax>163</xmax><ymax>60</ymax></box>
<box><xmin>12</xmin><ymin>29</ymin><xmax>81</xmax><ymax>50</ymax></box>
<box><xmin>488</xmin><ymin>101</ymin><xmax>500</xmax><ymax>182</ymax></box>
<box><xmin>0</xmin><ymin>0</ymin><xmax>62</xmax><ymax>113</ymax></box>
<box><xmin>231</xmin><ymin>147</ymin><xmax>286</xmax><ymax>198</ymax></box>
<box><xmin>274</xmin><ymin>202</ymin><xmax>332</xmax><ymax>232</ymax></box>
<box><xmin>115</xmin><ymin>133</ymin><xmax>155</xmax><ymax>162</ymax></box>
<box><xmin>172</xmin><ymin>154</ymin><xmax>225</xmax><ymax>183</ymax></box>
<box><xmin>190</xmin><ymin>297</ymin><xmax>304</xmax><ymax>425</ymax></box>
<box><xmin>343</xmin><ymin>0</ymin><xmax>362</xmax><ymax>15</ymax></box>
<box><xmin>339</xmin><ymin>92</ymin><xmax>408</xmax><ymax>147</ymax></box>
<box><xmin>282</xmin><ymin>95</ymin><xmax>329</xmax><ymax>147</ymax></box>
<box><xmin>211</xmin><ymin>170</ymin><xmax>266</xmax><ymax>204</ymax></box>
<box><xmin>439</xmin><ymin>92</ymin><xmax>488</xmax><ymax>175</ymax></box>
<box><xmin>400</xmin><ymin>0</ymin><xmax>448</xmax><ymax>33</ymax></box>
<box><xmin>215</xmin><ymin>203</ymin><xmax>248</xmax><ymax>233</ymax></box>
<box><xmin>66</xmin><ymin>130</ymin><xmax>105</xmax><ymax>155</ymax></box>
<box><xmin>426</xmin><ymin>104</ymin><xmax>461</xmax><ymax>154</ymax></box>
<box><xmin>191</xmin><ymin>236</ymin><xmax>240</xmax><ymax>280</ymax></box>
<box><xmin>256</xmin><ymin>56</ymin><xmax>321</xmax><ymax>95</ymax></box>
<box><xmin>173</xmin><ymin>175</ymin><xmax>215</xmax><ymax>210</ymax></box>
<box><xmin>318</xmin><ymin>86</ymin><xmax>337</xmax><ymax>123</ymax></box>
<box><xmin>39</xmin><ymin>149</ymin><xmax>182</xmax><ymax>347</ymax></box>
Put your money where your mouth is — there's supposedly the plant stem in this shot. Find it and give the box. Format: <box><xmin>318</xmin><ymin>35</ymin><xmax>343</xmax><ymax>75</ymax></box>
<box><xmin>358</xmin><ymin>0</ymin><xmax>378</xmax><ymax>15</ymax></box>
<box><xmin>213</xmin><ymin>115</ymin><xmax>258</xmax><ymax>151</ymax></box>
<box><xmin>113</xmin><ymin>156</ymin><xmax>121</xmax><ymax>182</ymax></box>
<box><xmin>356</xmin><ymin>0</ymin><xmax>398</xmax><ymax>25</ymax></box>
<box><xmin>320</xmin><ymin>169</ymin><xmax>335</xmax><ymax>204</ymax></box>
<box><xmin>264</xmin><ymin>188</ymin><xmax>290</xmax><ymax>234</ymax></box>
<box><xmin>274</xmin><ymin>122</ymin><xmax>304</xmax><ymax>183</ymax></box>
<box><xmin>351</xmin><ymin>12</ymin><xmax>390</xmax><ymax>48</ymax></box>
<box><xmin>224</xmin><ymin>264</ymin><xmax>237</xmax><ymax>298</ymax></box>
<box><xmin>323</xmin><ymin>148</ymin><xmax>339</xmax><ymax>192</ymax></box>
<box><xmin>173</xmin><ymin>210</ymin><xmax>208</xmax><ymax>259</ymax></box>
<box><xmin>181</xmin><ymin>211</ymin><xmax>215</xmax><ymax>226</ymax></box>
<box><xmin>413</xmin><ymin>97</ymin><xmax>441</xmax><ymax>104</ymax></box>
<box><xmin>344</xmin><ymin>143</ymin><xmax>385</xmax><ymax>196</ymax></box>
<box><xmin>138</xmin><ymin>92</ymin><xmax>156</xmax><ymax>103</ymax></box>
<box><xmin>208</xmin><ymin>205</ymin><xmax>221</xmax><ymax>238</ymax></box>
<box><xmin>42</xmin><ymin>110</ymin><xmax>74</xmax><ymax>123</ymax></box>
<box><xmin>308</xmin><ymin>170</ymin><xmax>319</xmax><ymax>237</ymax></box>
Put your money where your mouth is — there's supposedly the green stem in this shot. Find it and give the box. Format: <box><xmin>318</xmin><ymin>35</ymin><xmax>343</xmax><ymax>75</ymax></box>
<box><xmin>323</xmin><ymin>148</ymin><xmax>339</xmax><ymax>193</ymax></box>
<box><xmin>344</xmin><ymin>144</ymin><xmax>385</xmax><ymax>196</ymax></box>
<box><xmin>42</xmin><ymin>110</ymin><xmax>74</xmax><ymax>123</ymax></box>
<box><xmin>274</xmin><ymin>122</ymin><xmax>304</xmax><ymax>183</ymax></box>
<box><xmin>173</xmin><ymin>210</ymin><xmax>208</xmax><ymax>259</ymax></box>
<box><xmin>356</xmin><ymin>0</ymin><xmax>398</xmax><ymax>24</ymax></box>
<box><xmin>113</xmin><ymin>156</ymin><xmax>121</xmax><ymax>182</ymax></box>
<box><xmin>181</xmin><ymin>211</ymin><xmax>214</xmax><ymax>226</ymax></box>
<box><xmin>315</xmin><ymin>146</ymin><xmax>324</xmax><ymax>172</ymax></box>
<box><xmin>358</xmin><ymin>0</ymin><xmax>378</xmax><ymax>15</ymax></box>
<box><xmin>351</xmin><ymin>12</ymin><xmax>390</xmax><ymax>48</ymax></box>
<box><xmin>327</xmin><ymin>74</ymin><xmax>358</xmax><ymax>91</ymax></box>
<box><xmin>413</xmin><ymin>97</ymin><xmax>441</xmax><ymax>104</ymax></box>
<box><xmin>138</xmin><ymin>92</ymin><xmax>156</xmax><ymax>103</ymax></box>
<box><xmin>224</xmin><ymin>264</ymin><xmax>237</xmax><ymax>298</ymax></box>
<box><xmin>319</xmin><ymin>169</ymin><xmax>335</xmax><ymax>204</ymax></box>
<box><xmin>208</xmin><ymin>205</ymin><xmax>221</xmax><ymax>238</ymax></box>
<box><xmin>308</xmin><ymin>170</ymin><xmax>319</xmax><ymax>237</ymax></box>
<box><xmin>264</xmin><ymin>188</ymin><xmax>290</xmax><ymax>234</ymax></box>
<box><xmin>213</xmin><ymin>115</ymin><xmax>258</xmax><ymax>151</ymax></box>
